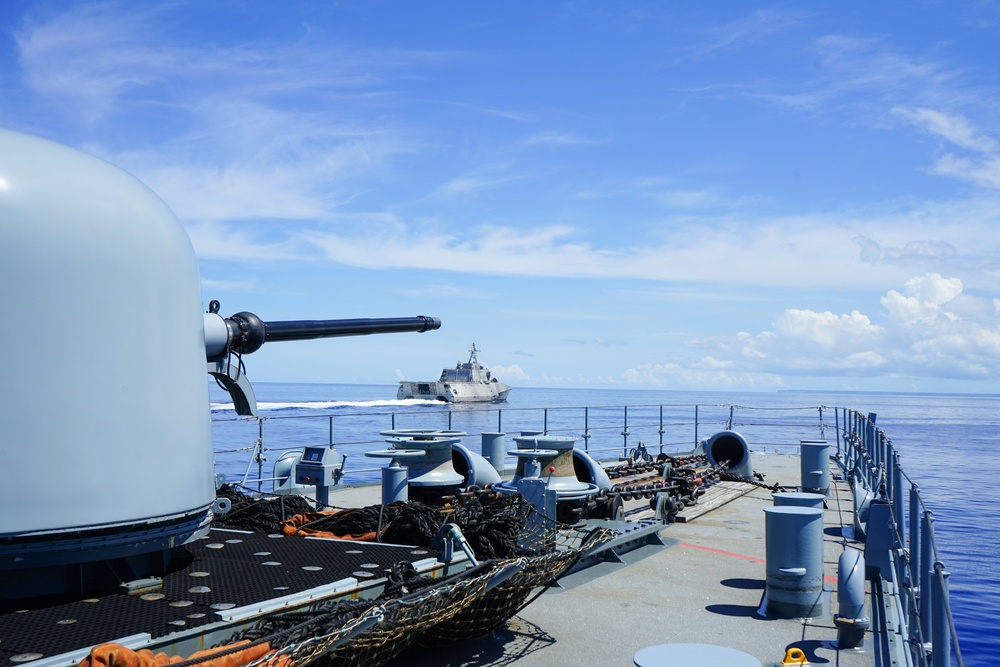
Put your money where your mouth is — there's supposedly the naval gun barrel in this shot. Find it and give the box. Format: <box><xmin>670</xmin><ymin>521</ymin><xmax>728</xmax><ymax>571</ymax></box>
<box><xmin>204</xmin><ymin>301</ymin><xmax>441</xmax><ymax>416</ymax></box>
<box><xmin>204</xmin><ymin>301</ymin><xmax>441</xmax><ymax>360</ymax></box>
<box><xmin>264</xmin><ymin>316</ymin><xmax>441</xmax><ymax>342</ymax></box>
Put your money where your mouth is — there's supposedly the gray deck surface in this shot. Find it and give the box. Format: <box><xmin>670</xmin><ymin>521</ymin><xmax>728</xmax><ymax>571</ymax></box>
<box><xmin>385</xmin><ymin>453</ymin><xmax>874</xmax><ymax>666</ymax></box>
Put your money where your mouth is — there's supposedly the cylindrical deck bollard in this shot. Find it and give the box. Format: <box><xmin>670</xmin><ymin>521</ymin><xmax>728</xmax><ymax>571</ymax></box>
<box><xmin>764</xmin><ymin>505</ymin><xmax>827</xmax><ymax>618</ymax></box>
<box><xmin>835</xmin><ymin>549</ymin><xmax>868</xmax><ymax>648</ymax></box>
<box><xmin>800</xmin><ymin>440</ymin><xmax>832</xmax><ymax>496</ymax></box>
<box><xmin>633</xmin><ymin>643</ymin><xmax>761</xmax><ymax>667</ymax></box>
<box><xmin>381</xmin><ymin>461</ymin><xmax>408</xmax><ymax>505</ymax></box>
<box><xmin>772</xmin><ymin>491</ymin><xmax>826</xmax><ymax>509</ymax></box>
<box><xmin>481</xmin><ymin>432</ymin><xmax>506</xmax><ymax>473</ymax></box>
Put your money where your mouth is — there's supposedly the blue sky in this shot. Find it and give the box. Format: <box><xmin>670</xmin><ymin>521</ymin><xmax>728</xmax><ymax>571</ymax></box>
<box><xmin>3</xmin><ymin>1</ymin><xmax>1000</xmax><ymax>392</ymax></box>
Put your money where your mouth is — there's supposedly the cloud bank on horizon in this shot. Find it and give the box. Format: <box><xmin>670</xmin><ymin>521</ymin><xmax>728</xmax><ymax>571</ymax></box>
<box><xmin>3</xmin><ymin>1</ymin><xmax>999</xmax><ymax>392</ymax></box>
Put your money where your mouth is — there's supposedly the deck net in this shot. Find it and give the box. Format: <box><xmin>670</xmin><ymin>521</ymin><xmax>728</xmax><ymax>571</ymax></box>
<box><xmin>217</xmin><ymin>488</ymin><xmax>611</xmax><ymax>667</ymax></box>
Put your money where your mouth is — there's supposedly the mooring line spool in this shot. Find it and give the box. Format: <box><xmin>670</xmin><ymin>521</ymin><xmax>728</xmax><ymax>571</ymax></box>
<box><xmin>377</xmin><ymin>430</ymin><xmax>467</xmax><ymax>489</ymax></box>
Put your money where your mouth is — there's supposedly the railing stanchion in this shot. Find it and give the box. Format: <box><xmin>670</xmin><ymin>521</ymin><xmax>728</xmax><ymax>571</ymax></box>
<box><xmin>920</xmin><ymin>511</ymin><xmax>934</xmax><ymax>654</ymax></box>
<box><xmin>835</xmin><ymin>407</ymin><xmax>841</xmax><ymax>461</ymax></box>
<box><xmin>622</xmin><ymin>406</ymin><xmax>629</xmax><ymax>457</ymax></box>
<box><xmin>694</xmin><ymin>405</ymin><xmax>699</xmax><ymax>450</ymax></box>
<box><xmin>932</xmin><ymin>562</ymin><xmax>952</xmax><ymax>667</ymax></box>
<box><xmin>892</xmin><ymin>451</ymin><xmax>904</xmax><ymax>531</ymax></box>
<box><xmin>659</xmin><ymin>405</ymin><xmax>665</xmax><ymax>454</ymax></box>
<box><xmin>908</xmin><ymin>484</ymin><xmax>922</xmax><ymax>663</ymax></box>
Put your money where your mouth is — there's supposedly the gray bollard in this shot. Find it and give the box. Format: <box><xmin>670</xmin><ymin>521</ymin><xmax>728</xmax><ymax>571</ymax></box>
<box><xmin>772</xmin><ymin>491</ymin><xmax>826</xmax><ymax>509</ymax></box>
<box><xmin>764</xmin><ymin>506</ymin><xmax>827</xmax><ymax>618</ymax></box>
<box><xmin>481</xmin><ymin>432</ymin><xmax>506</xmax><ymax>473</ymax></box>
<box><xmin>834</xmin><ymin>549</ymin><xmax>869</xmax><ymax>648</ymax></box>
<box><xmin>381</xmin><ymin>461</ymin><xmax>408</xmax><ymax>505</ymax></box>
<box><xmin>800</xmin><ymin>439</ymin><xmax>832</xmax><ymax>496</ymax></box>
<box><xmin>633</xmin><ymin>643</ymin><xmax>761</xmax><ymax>667</ymax></box>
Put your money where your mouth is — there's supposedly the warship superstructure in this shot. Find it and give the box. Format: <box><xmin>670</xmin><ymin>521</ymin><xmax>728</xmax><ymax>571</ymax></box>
<box><xmin>397</xmin><ymin>344</ymin><xmax>512</xmax><ymax>403</ymax></box>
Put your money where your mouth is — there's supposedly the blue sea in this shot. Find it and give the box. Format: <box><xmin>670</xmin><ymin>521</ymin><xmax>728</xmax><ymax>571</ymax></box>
<box><xmin>210</xmin><ymin>384</ymin><xmax>998</xmax><ymax>664</ymax></box>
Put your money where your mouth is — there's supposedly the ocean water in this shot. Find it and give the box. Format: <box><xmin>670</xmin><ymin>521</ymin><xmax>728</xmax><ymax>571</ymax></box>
<box><xmin>210</xmin><ymin>384</ymin><xmax>998</xmax><ymax>664</ymax></box>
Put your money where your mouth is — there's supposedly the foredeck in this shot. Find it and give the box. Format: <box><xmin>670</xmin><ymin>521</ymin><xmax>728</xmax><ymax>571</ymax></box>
<box><xmin>388</xmin><ymin>452</ymin><xmax>872</xmax><ymax>666</ymax></box>
<box><xmin>4</xmin><ymin>418</ymin><xmax>942</xmax><ymax>667</ymax></box>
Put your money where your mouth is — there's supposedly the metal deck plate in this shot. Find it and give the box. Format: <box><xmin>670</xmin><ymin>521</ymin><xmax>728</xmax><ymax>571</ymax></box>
<box><xmin>0</xmin><ymin>529</ymin><xmax>438</xmax><ymax>662</ymax></box>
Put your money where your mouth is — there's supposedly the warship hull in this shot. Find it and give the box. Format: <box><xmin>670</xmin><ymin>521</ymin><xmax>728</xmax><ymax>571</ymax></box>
<box><xmin>397</xmin><ymin>345</ymin><xmax>511</xmax><ymax>403</ymax></box>
<box><xmin>397</xmin><ymin>379</ymin><xmax>511</xmax><ymax>402</ymax></box>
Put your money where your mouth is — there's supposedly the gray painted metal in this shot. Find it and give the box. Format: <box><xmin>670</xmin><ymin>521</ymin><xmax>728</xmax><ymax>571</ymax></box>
<box><xmin>772</xmin><ymin>491</ymin><xmax>826</xmax><ymax>508</ymax></box>
<box><xmin>573</xmin><ymin>448</ymin><xmax>614</xmax><ymax>491</ymax></box>
<box><xmin>705</xmin><ymin>430</ymin><xmax>753</xmax><ymax>479</ymax></box>
<box><xmin>763</xmin><ymin>505</ymin><xmax>828</xmax><ymax>619</ymax></box>
<box><xmin>480</xmin><ymin>432</ymin><xmax>507</xmax><ymax>473</ymax></box>
<box><xmin>800</xmin><ymin>439</ymin><xmax>832</xmax><ymax>496</ymax></box>
<box><xmin>381</xmin><ymin>461</ymin><xmax>409</xmax><ymax>505</ymax></box>
<box><xmin>451</xmin><ymin>442</ymin><xmax>502</xmax><ymax>487</ymax></box>
<box><xmin>508</xmin><ymin>435</ymin><xmax>595</xmax><ymax>496</ymax></box>
<box><xmin>835</xmin><ymin>549</ymin><xmax>869</xmax><ymax>648</ymax></box>
<box><xmin>516</xmin><ymin>478</ymin><xmax>557</xmax><ymax>552</ymax></box>
<box><xmin>379</xmin><ymin>432</ymin><xmax>465</xmax><ymax>488</ymax></box>
<box><xmin>0</xmin><ymin>129</ymin><xmax>214</xmax><ymax>587</ymax></box>
<box><xmin>632</xmin><ymin>643</ymin><xmax>762</xmax><ymax>667</ymax></box>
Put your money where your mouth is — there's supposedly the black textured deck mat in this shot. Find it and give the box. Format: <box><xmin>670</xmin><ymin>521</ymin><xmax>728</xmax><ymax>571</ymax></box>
<box><xmin>0</xmin><ymin>529</ymin><xmax>438</xmax><ymax>662</ymax></box>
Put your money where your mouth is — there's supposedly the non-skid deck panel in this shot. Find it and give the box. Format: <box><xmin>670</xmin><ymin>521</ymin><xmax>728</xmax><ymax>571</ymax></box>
<box><xmin>0</xmin><ymin>529</ymin><xmax>438</xmax><ymax>662</ymax></box>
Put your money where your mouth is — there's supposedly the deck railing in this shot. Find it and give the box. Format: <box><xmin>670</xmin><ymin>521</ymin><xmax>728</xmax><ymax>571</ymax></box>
<box><xmin>839</xmin><ymin>409</ymin><xmax>963</xmax><ymax>667</ymax></box>
<box><xmin>212</xmin><ymin>402</ymin><xmax>961</xmax><ymax>666</ymax></box>
<box><xmin>212</xmin><ymin>401</ymin><xmax>832</xmax><ymax>487</ymax></box>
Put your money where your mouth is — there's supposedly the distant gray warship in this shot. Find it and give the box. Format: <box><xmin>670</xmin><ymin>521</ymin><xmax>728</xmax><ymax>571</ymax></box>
<box><xmin>397</xmin><ymin>344</ymin><xmax>511</xmax><ymax>402</ymax></box>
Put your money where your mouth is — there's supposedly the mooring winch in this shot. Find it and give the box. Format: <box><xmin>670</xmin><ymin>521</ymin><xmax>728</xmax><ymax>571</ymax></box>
<box><xmin>494</xmin><ymin>434</ymin><xmax>607</xmax><ymax>524</ymax></box>
<box><xmin>366</xmin><ymin>429</ymin><xmax>501</xmax><ymax>504</ymax></box>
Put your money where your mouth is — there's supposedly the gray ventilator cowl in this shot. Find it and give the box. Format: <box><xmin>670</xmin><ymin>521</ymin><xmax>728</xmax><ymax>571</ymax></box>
<box><xmin>705</xmin><ymin>430</ymin><xmax>754</xmax><ymax>480</ymax></box>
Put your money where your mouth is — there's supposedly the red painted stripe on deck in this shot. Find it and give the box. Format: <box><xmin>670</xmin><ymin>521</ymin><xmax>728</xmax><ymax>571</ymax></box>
<box><xmin>679</xmin><ymin>542</ymin><xmax>838</xmax><ymax>583</ymax></box>
<box><xmin>680</xmin><ymin>542</ymin><xmax>766</xmax><ymax>563</ymax></box>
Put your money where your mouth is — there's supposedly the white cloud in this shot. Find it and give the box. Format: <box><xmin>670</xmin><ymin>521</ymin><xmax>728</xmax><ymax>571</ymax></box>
<box><xmin>621</xmin><ymin>360</ymin><xmax>784</xmax><ymax>389</ymax></box>
<box><xmin>894</xmin><ymin>107</ymin><xmax>1000</xmax><ymax>190</ymax></box>
<box><xmin>932</xmin><ymin>153</ymin><xmax>1000</xmax><ymax>189</ymax></box>
<box><xmin>880</xmin><ymin>273</ymin><xmax>963</xmax><ymax>327</ymax></box>
<box><xmin>773</xmin><ymin>309</ymin><xmax>883</xmax><ymax>348</ymax></box>
<box><xmin>689</xmin><ymin>273</ymin><xmax>1000</xmax><ymax>381</ymax></box>
<box><xmin>694</xmin><ymin>8</ymin><xmax>803</xmax><ymax>57</ymax></box>
<box><xmin>522</xmin><ymin>132</ymin><xmax>594</xmax><ymax>147</ymax></box>
<box><xmin>185</xmin><ymin>222</ymin><xmax>304</xmax><ymax>261</ymax></box>
<box><xmin>491</xmin><ymin>364</ymin><xmax>530</xmax><ymax>382</ymax></box>
<box><xmin>292</xmin><ymin>208</ymin><xmax>1000</xmax><ymax>291</ymax></box>
<box><xmin>431</xmin><ymin>176</ymin><xmax>521</xmax><ymax>199</ymax></box>
<box><xmin>893</xmin><ymin>107</ymin><xmax>997</xmax><ymax>153</ymax></box>
<box><xmin>395</xmin><ymin>284</ymin><xmax>498</xmax><ymax>299</ymax></box>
